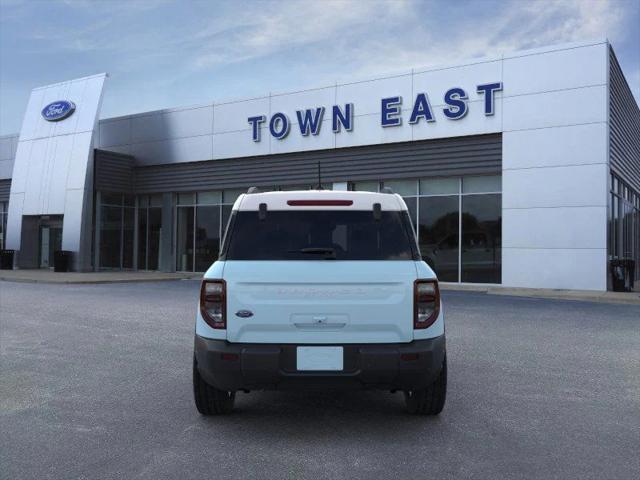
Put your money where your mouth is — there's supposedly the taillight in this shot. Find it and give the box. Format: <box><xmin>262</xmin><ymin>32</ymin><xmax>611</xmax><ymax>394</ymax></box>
<box><xmin>414</xmin><ymin>279</ymin><xmax>440</xmax><ymax>329</ymax></box>
<box><xmin>200</xmin><ymin>280</ymin><xmax>226</xmax><ymax>329</ymax></box>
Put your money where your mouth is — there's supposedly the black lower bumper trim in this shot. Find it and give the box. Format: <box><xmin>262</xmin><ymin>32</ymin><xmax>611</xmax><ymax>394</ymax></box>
<box><xmin>194</xmin><ymin>335</ymin><xmax>445</xmax><ymax>391</ymax></box>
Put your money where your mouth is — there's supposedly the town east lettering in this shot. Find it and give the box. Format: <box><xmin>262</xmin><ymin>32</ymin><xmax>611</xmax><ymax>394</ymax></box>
<box><xmin>248</xmin><ymin>82</ymin><xmax>502</xmax><ymax>141</ymax></box>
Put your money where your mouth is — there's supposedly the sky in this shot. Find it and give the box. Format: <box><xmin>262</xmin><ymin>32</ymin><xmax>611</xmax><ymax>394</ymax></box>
<box><xmin>0</xmin><ymin>0</ymin><xmax>638</xmax><ymax>135</ymax></box>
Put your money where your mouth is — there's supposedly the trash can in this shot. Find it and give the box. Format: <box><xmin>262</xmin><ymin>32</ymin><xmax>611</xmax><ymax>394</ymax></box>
<box><xmin>610</xmin><ymin>258</ymin><xmax>635</xmax><ymax>292</ymax></box>
<box><xmin>53</xmin><ymin>250</ymin><xmax>72</xmax><ymax>272</ymax></box>
<box><xmin>0</xmin><ymin>249</ymin><xmax>14</xmax><ymax>270</ymax></box>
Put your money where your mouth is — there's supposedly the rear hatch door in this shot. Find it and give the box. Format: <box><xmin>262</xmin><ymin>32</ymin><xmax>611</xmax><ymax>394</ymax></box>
<box><xmin>224</xmin><ymin>260</ymin><xmax>416</xmax><ymax>344</ymax></box>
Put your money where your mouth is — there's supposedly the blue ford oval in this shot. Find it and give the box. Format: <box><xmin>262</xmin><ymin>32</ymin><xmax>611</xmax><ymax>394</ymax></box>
<box><xmin>41</xmin><ymin>100</ymin><xmax>76</xmax><ymax>122</ymax></box>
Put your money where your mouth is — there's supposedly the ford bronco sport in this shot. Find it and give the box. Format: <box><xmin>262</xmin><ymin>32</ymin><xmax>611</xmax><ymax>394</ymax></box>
<box><xmin>193</xmin><ymin>189</ymin><xmax>446</xmax><ymax>415</ymax></box>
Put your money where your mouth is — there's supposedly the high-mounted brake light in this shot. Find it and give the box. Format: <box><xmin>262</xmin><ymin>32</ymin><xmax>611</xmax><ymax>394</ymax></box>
<box><xmin>200</xmin><ymin>279</ymin><xmax>226</xmax><ymax>329</ymax></box>
<box><xmin>414</xmin><ymin>279</ymin><xmax>440</xmax><ymax>329</ymax></box>
<box><xmin>286</xmin><ymin>200</ymin><xmax>353</xmax><ymax>206</ymax></box>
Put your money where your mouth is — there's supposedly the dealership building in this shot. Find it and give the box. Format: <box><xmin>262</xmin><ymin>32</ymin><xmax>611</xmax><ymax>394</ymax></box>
<box><xmin>0</xmin><ymin>39</ymin><xmax>638</xmax><ymax>291</ymax></box>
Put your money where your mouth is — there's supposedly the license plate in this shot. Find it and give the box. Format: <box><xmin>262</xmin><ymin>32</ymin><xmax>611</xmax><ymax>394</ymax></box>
<box><xmin>296</xmin><ymin>346</ymin><xmax>343</xmax><ymax>371</ymax></box>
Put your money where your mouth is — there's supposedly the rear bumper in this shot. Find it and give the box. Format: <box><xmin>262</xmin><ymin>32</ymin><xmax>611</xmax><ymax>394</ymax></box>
<box><xmin>194</xmin><ymin>335</ymin><xmax>445</xmax><ymax>391</ymax></box>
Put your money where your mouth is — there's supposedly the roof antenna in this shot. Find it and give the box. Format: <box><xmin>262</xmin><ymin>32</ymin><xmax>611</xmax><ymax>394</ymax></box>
<box><xmin>316</xmin><ymin>161</ymin><xmax>324</xmax><ymax>190</ymax></box>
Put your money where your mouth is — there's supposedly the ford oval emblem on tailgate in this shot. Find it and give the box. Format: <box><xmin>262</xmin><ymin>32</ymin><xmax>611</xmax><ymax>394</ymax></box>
<box><xmin>235</xmin><ymin>310</ymin><xmax>253</xmax><ymax>318</ymax></box>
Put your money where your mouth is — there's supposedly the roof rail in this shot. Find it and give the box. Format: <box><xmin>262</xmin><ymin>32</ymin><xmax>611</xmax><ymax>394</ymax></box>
<box><xmin>381</xmin><ymin>187</ymin><xmax>394</xmax><ymax>194</ymax></box>
<box><xmin>247</xmin><ymin>187</ymin><xmax>261</xmax><ymax>194</ymax></box>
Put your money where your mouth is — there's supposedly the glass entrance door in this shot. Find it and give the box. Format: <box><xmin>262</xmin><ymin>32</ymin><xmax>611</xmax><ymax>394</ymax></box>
<box><xmin>40</xmin><ymin>227</ymin><xmax>50</xmax><ymax>268</ymax></box>
<box><xmin>39</xmin><ymin>225</ymin><xmax>62</xmax><ymax>268</ymax></box>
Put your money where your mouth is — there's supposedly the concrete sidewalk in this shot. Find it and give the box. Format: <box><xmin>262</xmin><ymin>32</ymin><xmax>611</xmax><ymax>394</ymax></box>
<box><xmin>0</xmin><ymin>269</ymin><xmax>201</xmax><ymax>284</ymax></box>
<box><xmin>440</xmin><ymin>282</ymin><xmax>640</xmax><ymax>305</ymax></box>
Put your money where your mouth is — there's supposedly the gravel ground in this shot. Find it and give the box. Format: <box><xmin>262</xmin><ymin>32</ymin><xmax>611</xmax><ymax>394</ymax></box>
<box><xmin>1</xmin><ymin>280</ymin><xmax>639</xmax><ymax>480</ymax></box>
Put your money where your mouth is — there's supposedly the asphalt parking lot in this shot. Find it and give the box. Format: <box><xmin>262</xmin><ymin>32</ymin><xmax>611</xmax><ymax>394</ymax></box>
<box><xmin>1</xmin><ymin>280</ymin><xmax>639</xmax><ymax>480</ymax></box>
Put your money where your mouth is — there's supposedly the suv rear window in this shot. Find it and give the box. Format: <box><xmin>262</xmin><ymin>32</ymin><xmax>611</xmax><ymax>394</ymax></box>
<box><xmin>224</xmin><ymin>210</ymin><xmax>417</xmax><ymax>260</ymax></box>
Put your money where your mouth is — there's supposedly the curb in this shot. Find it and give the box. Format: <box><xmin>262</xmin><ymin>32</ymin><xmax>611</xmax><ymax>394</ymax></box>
<box><xmin>2</xmin><ymin>275</ymin><xmax>639</xmax><ymax>305</ymax></box>
<box><xmin>440</xmin><ymin>283</ymin><xmax>640</xmax><ymax>305</ymax></box>
<box><xmin>0</xmin><ymin>275</ymin><xmax>202</xmax><ymax>285</ymax></box>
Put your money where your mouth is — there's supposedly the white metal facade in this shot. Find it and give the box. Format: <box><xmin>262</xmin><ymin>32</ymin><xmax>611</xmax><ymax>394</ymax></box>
<box><xmin>0</xmin><ymin>40</ymin><xmax>637</xmax><ymax>291</ymax></box>
<box><xmin>3</xmin><ymin>73</ymin><xmax>106</xmax><ymax>270</ymax></box>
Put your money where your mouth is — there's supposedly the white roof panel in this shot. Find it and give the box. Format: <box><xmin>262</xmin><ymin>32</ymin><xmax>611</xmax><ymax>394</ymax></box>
<box><xmin>234</xmin><ymin>190</ymin><xmax>408</xmax><ymax>211</ymax></box>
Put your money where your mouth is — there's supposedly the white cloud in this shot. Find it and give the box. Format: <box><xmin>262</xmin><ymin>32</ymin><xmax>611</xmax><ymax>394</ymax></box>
<box><xmin>1</xmin><ymin>0</ymin><xmax>638</xmax><ymax>134</ymax></box>
<box><xmin>189</xmin><ymin>0</ymin><xmax>412</xmax><ymax>70</ymax></box>
<box><xmin>626</xmin><ymin>67</ymin><xmax>640</xmax><ymax>101</ymax></box>
<box><xmin>5</xmin><ymin>0</ymin><xmax>633</xmax><ymax>80</ymax></box>
<box><xmin>330</xmin><ymin>0</ymin><xmax>628</xmax><ymax>79</ymax></box>
<box><xmin>182</xmin><ymin>0</ymin><xmax>635</xmax><ymax>93</ymax></box>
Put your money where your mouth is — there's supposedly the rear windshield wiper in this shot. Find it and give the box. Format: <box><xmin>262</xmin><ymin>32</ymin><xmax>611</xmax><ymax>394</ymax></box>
<box><xmin>288</xmin><ymin>247</ymin><xmax>337</xmax><ymax>259</ymax></box>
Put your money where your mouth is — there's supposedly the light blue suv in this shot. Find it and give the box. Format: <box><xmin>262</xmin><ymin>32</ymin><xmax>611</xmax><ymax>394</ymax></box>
<box><xmin>193</xmin><ymin>189</ymin><xmax>446</xmax><ymax>415</ymax></box>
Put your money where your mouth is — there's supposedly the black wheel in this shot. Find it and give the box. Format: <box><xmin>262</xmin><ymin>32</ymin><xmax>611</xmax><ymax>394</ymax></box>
<box><xmin>404</xmin><ymin>355</ymin><xmax>447</xmax><ymax>415</ymax></box>
<box><xmin>193</xmin><ymin>357</ymin><xmax>235</xmax><ymax>415</ymax></box>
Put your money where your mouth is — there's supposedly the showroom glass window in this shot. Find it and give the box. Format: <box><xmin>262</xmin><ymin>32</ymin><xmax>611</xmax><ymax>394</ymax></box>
<box><xmin>137</xmin><ymin>195</ymin><xmax>163</xmax><ymax>270</ymax></box>
<box><xmin>0</xmin><ymin>202</ymin><xmax>9</xmax><ymax>250</ymax></box>
<box><xmin>175</xmin><ymin>185</ymin><xmax>331</xmax><ymax>272</ymax></box>
<box><xmin>176</xmin><ymin>189</ymin><xmax>245</xmax><ymax>272</ymax></box>
<box><xmin>609</xmin><ymin>174</ymin><xmax>640</xmax><ymax>281</ymax></box>
<box><xmin>0</xmin><ymin>201</ymin><xmax>7</xmax><ymax>250</ymax></box>
<box><xmin>352</xmin><ymin>176</ymin><xmax>502</xmax><ymax>284</ymax></box>
<box><xmin>99</xmin><ymin>193</ymin><xmax>135</xmax><ymax>270</ymax></box>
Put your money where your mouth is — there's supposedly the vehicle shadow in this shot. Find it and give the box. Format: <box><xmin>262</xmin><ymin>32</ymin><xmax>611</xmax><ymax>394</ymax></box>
<box><xmin>197</xmin><ymin>389</ymin><xmax>447</xmax><ymax>438</ymax></box>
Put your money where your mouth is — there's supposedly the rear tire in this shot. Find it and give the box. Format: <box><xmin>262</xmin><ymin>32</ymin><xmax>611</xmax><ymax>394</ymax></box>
<box><xmin>404</xmin><ymin>355</ymin><xmax>447</xmax><ymax>415</ymax></box>
<box><xmin>193</xmin><ymin>357</ymin><xmax>235</xmax><ymax>415</ymax></box>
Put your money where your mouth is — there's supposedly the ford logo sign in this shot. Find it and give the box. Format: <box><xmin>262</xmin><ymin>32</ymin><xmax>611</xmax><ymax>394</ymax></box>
<box><xmin>235</xmin><ymin>310</ymin><xmax>254</xmax><ymax>318</ymax></box>
<box><xmin>41</xmin><ymin>100</ymin><xmax>76</xmax><ymax>122</ymax></box>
